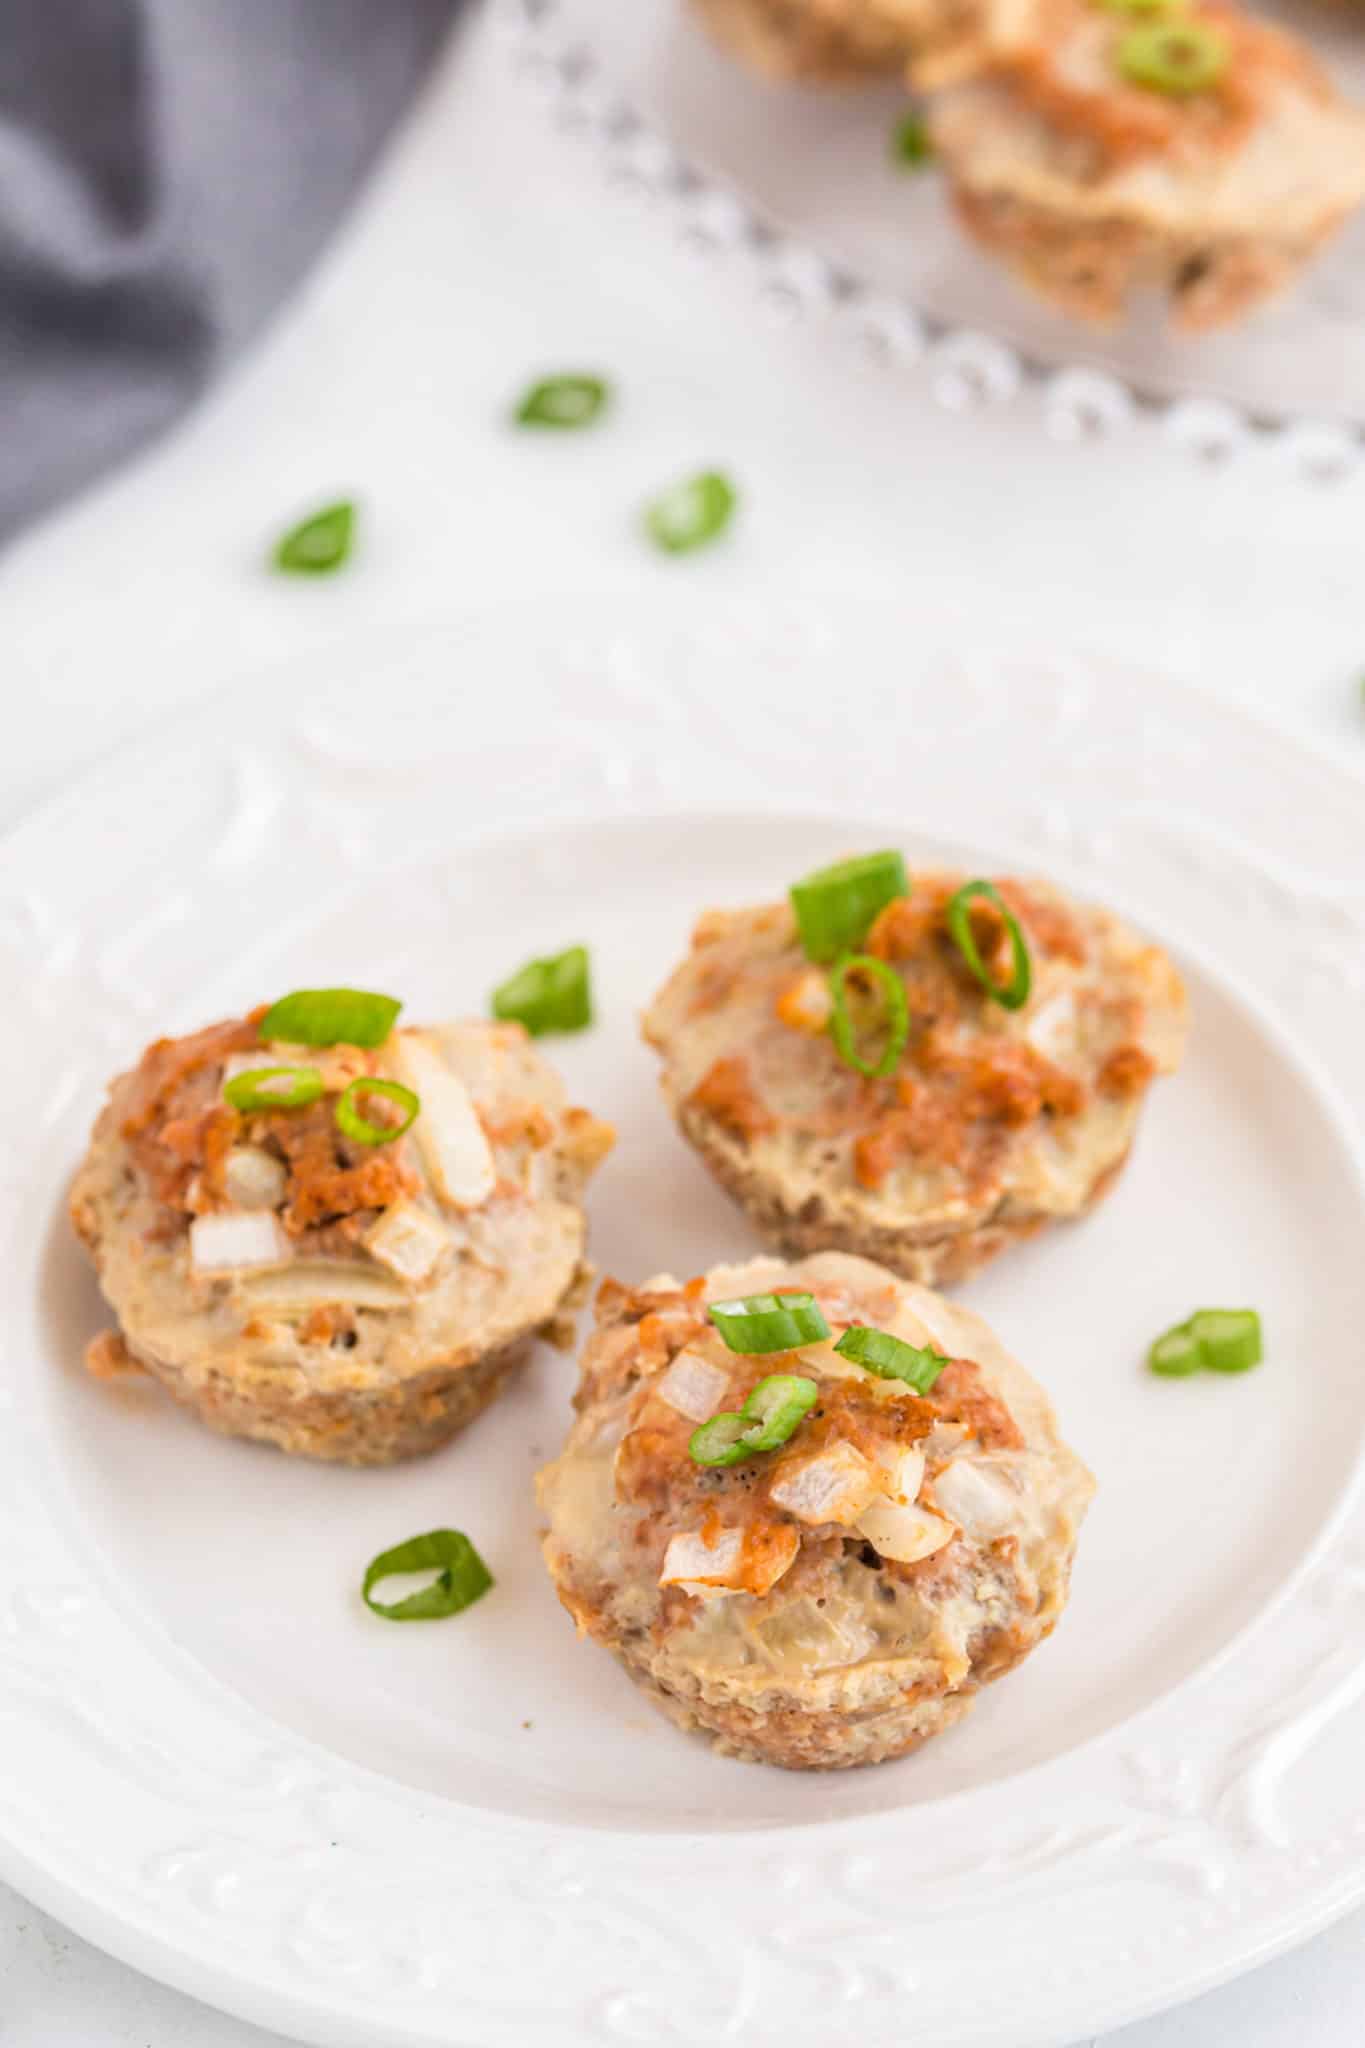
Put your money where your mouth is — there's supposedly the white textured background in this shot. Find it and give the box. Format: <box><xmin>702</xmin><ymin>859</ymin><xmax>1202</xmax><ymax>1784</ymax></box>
<box><xmin>2</xmin><ymin>4</ymin><xmax>1362</xmax><ymax>2042</ymax></box>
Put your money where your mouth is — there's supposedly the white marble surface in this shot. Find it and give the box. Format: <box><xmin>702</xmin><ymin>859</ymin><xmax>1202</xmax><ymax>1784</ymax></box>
<box><xmin>2</xmin><ymin>4</ymin><xmax>1363</xmax><ymax>2042</ymax></box>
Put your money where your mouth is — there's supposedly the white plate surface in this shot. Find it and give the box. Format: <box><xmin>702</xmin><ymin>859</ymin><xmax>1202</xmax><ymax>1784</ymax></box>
<box><xmin>516</xmin><ymin>0</ymin><xmax>1365</xmax><ymax>435</ymax></box>
<box><xmin>3</xmin><ymin>595</ymin><xmax>1365</xmax><ymax>2048</ymax></box>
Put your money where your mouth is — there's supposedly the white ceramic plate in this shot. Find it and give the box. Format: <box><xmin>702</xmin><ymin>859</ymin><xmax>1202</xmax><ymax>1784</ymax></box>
<box><xmin>504</xmin><ymin>0</ymin><xmax>1365</xmax><ymax>455</ymax></box>
<box><xmin>3</xmin><ymin>595</ymin><xmax>1365</xmax><ymax>2048</ymax></box>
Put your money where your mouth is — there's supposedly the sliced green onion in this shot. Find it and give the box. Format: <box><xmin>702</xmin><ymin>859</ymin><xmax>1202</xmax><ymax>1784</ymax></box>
<box><xmin>334</xmin><ymin>1076</ymin><xmax>420</xmax><ymax>1147</ymax></box>
<box><xmin>362</xmin><ymin>1529</ymin><xmax>493</xmax><ymax>1621</ymax></box>
<box><xmin>708</xmin><ymin>1292</ymin><xmax>832</xmax><ymax>1355</ymax></box>
<box><xmin>790</xmin><ymin>850</ymin><xmax>910</xmax><ymax>963</ymax></box>
<box><xmin>223</xmin><ymin>1065</ymin><xmax>324</xmax><ymax>1113</ymax></box>
<box><xmin>1188</xmin><ymin>1308</ymin><xmax>1262</xmax><ymax>1374</ymax></box>
<box><xmin>272</xmin><ymin>500</ymin><xmax>356</xmax><ymax>575</ymax></box>
<box><xmin>1116</xmin><ymin>19</ymin><xmax>1228</xmax><ymax>94</ymax></box>
<box><xmin>945</xmin><ymin>881</ymin><xmax>1032</xmax><ymax>1011</ymax></box>
<box><xmin>1148</xmin><ymin>1327</ymin><xmax>1202</xmax><ymax>1377</ymax></box>
<box><xmin>514</xmin><ymin>374</ymin><xmax>610</xmax><ymax>429</ymax></box>
<box><xmin>259</xmin><ymin>988</ymin><xmax>402</xmax><ymax>1048</ymax></box>
<box><xmin>835</xmin><ymin>1324</ymin><xmax>948</xmax><ymax>1394</ymax></box>
<box><xmin>688</xmin><ymin>1412</ymin><xmax>753</xmax><ymax>1469</ymax></box>
<box><xmin>891</xmin><ymin>111</ymin><xmax>934</xmax><ymax>167</ymax></box>
<box><xmin>689</xmin><ymin>1373</ymin><xmax>819</xmax><ymax>1467</ymax></box>
<box><xmin>490</xmin><ymin>945</ymin><xmax>592</xmax><ymax>1037</ymax></box>
<box><xmin>736</xmin><ymin>1373</ymin><xmax>819</xmax><ymax>1452</ymax></box>
<box><xmin>829</xmin><ymin>954</ymin><xmax>910</xmax><ymax>1078</ymax></box>
<box><xmin>1148</xmin><ymin>1309</ymin><xmax>1262</xmax><ymax>1377</ymax></box>
<box><xmin>643</xmin><ymin>471</ymin><xmax>737</xmax><ymax>555</ymax></box>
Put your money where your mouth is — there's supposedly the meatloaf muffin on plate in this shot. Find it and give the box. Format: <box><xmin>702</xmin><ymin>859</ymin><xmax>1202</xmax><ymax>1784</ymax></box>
<box><xmin>691</xmin><ymin>0</ymin><xmax>926</xmax><ymax>79</ymax></box>
<box><xmin>71</xmin><ymin>988</ymin><xmax>613</xmax><ymax>1464</ymax></box>
<box><xmin>643</xmin><ymin>854</ymin><xmax>1185</xmax><ymax>1288</ymax></box>
<box><xmin>924</xmin><ymin>0</ymin><xmax>1365</xmax><ymax>331</ymax></box>
<box><xmin>539</xmin><ymin>1251</ymin><xmax>1094</xmax><ymax>1769</ymax></box>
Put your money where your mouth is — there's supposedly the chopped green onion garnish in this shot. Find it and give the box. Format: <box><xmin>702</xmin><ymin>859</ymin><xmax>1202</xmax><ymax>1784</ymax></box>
<box><xmin>688</xmin><ymin>1412</ymin><xmax>753</xmax><ymax>1468</ymax></box>
<box><xmin>490</xmin><ymin>945</ymin><xmax>592</xmax><ymax>1037</ymax></box>
<box><xmin>223</xmin><ymin>1065</ymin><xmax>324</xmax><ymax>1113</ymax></box>
<box><xmin>259</xmin><ymin>988</ymin><xmax>402</xmax><ymax>1049</ymax></box>
<box><xmin>1115</xmin><ymin>19</ymin><xmax>1228</xmax><ymax>94</ymax></box>
<box><xmin>945</xmin><ymin>881</ymin><xmax>1032</xmax><ymax>1011</ymax></box>
<box><xmin>643</xmin><ymin>471</ymin><xmax>737</xmax><ymax>555</ymax></box>
<box><xmin>891</xmin><ymin>111</ymin><xmax>933</xmax><ymax>167</ymax></box>
<box><xmin>708</xmin><ymin>1292</ymin><xmax>832</xmax><ymax>1355</ymax></box>
<box><xmin>272</xmin><ymin>500</ymin><xmax>356</xmax><ymax>575</ymax></box>
<box><xmin>334</xmin><ymin>1076</ymin><xmax>420</xmax><ymax>1147</ymax></box>
<box><xmin>689</xmin><ymin>1373</ymin><xmax>819</xmax><ymax>1467</ymax></box>
<box><xmin>514</xmin><ymin>374</ymin><xmax>610</xmax><ymax>429</ymax></box>
<box><xmin>835</xmin><ymin>1324</ymin><xmax>948</xmax><ymax>1393</ymax></box>
<box><xmin>790</xmin><ymin>850</ymin><xmax>909</xmax><ymax>963</ymax></box>
<box><xmin>1148</xmin><ymin>1309</ymin><xmax>1262</xmax><ymax>1377</ymax></box>
<box><xmin>737</xmin><ymin>1373</ymin><xmax>820</xmax><ymax>1452</ymax></box>
<box><xmin>829</xmin><ymin>954</ymin><xmax>910</xmax><ymax>1078</ymax></box>
<box><xmin>1148</xmin><ymin>1327</ymin><xmax>1201</xmax><ymax>1377</ymax></box>
<box><xmin>362</xmin><ymin>1529</ymin><xmax>493</xmax><ymax>1621</ymax></box>
<box><xmin>1189</xmin><ymin>1309</ymin><xmax>1262</xmax><ymax>1374</ymax></box>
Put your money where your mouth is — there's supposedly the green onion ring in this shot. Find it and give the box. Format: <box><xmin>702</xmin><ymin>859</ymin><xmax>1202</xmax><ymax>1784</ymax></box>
<box><xmin>643</xmin><ymin>470</ymin><xmax>737</xmax><ymax>554</ymax></box>
<box><xmin>689</xmin><ymin>1373</ymin><xmax>819</xmax><ymax>1467</ymax></box>
<box><xmin>688</xmin><ymin>1412</ymin><xmax>754</xmax><ymax>1469</ymax></box>
<box><xmin>259</xmin><ymin>988</ymin><xmax>402</xmax><ymax>1048</ymax></box>
<box><xmin>334</xmin><ymin>1076</ymin><xmax>420</xmax><ymax>1147</ymax></box>
<box><xmin>1147</xmin><ymin>1309</ymin><xmax>1262</xmax><ymax>1377</ymax></box>
<box><xmin>945</xmin><ymin>881</ymin><xmax>1032</xmax><ymax>1011</ymax></box>
<box><xmin>790</xmin><ymin>850</ymin><xmax>910</xmax><ymax>963</ymax></box>
<box><xmin>828</xmin><ymin>954</ymin><xmax>911</xmax><ymax>1077</ymax></box>
<box><xmin>272</xmin><ymin>500</ymin><xmax>356</xmax><ymax>575</ymax></box>
<box><xmin>223</xmin><ymin>1065</ymin><xmax>324</xmax><ymax>1113</ymax></box>
<box><xmin>834</xmin><ymin>1324</ymin><xmax>949</xmax><ymax>1394</ymax></box>
<box><xmin>514</xmin><ymin>374</ymin><xmax>610</xmax><ymax>428</ymax></box>
<box><xmin>891</xmin><ymin>111</ymin><xmax>934</xmax><ymax>166</ymax></box>
<box><xmin>1148</xmin><ymin>1327</ymin><xmax>1202</xmax><ymax>1377</ymax></box>
<box><xmin>362</xmin><ymin>1529</ymin><xmax>493</xmax><ymax>1621</ymax></box>
<box><xmin>490</xmin><ymin>945</ymin><xmax>592</xmax><ymax>1037</ymax></box>
<box><xmin>1115</xmin><ymin>19</ymin><xmax>1228</xmax><ymax>94</ymax></box>
<box><xmin>708</xmin><ymin>1292</ymin><xmax>832</xmax><ymax>1355</ymax></box>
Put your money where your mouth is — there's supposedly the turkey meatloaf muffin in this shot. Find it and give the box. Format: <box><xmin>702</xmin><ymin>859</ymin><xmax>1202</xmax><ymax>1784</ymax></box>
<box><xmin>691</xmin><ymin>0</ymin><xmax>929</xmax><ymax>79</ymax></box>
<box><xmin>924</xmin><ymin>0</ymin><xmax>1365</xmax><ymax>330</ymax></box>
<box><xmin>538</xmin><ymin>1251</ymin><xmax>1094</xmax><ymax>1768</ymax></box>
<box><xmin>70</xmin><ymin>997</ymin><xmax>613</xmax><ymax>1463</ymax></box>
<box><xmin>643</xmin><ymin>861</ymin><xmax>1185</xmax><ymax>1287</ymax></box>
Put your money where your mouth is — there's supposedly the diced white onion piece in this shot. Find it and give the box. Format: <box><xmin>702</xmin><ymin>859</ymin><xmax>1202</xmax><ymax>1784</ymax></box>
<box><xmin>238</xmin><ymin>1260</ymin><xmax>409</xmax><ymax>1311</ymax></box>
<box><xmin>933</xmin><ymin>1458</ymin><xmax>1018</xmax><ymax>1539</ymax></box>
<box><xmin>1026</xmin><ymin>991</ymin><xmax>1077</xmax><ymax>1061</ymax></box>
<box><xmin>656</xmin><ymin>1350</ymin><xmax>731</xmax><ymax>1423</ymax></box>
<box><xmin>874</xmin><ymin>1443</ymin><xmax>926</xmax><ymax>1507</ymax></box>
<box><xmin>363</xmin><ymin>1200</ymin><xmax>449</xmax><ymax>1285</ymax></box>
<box><xmin>190</xmin><ymin>1210</ymin><xmax>293</xmax><ymax>1274</ymax></box>
<box><xmin>855</xmin><ymin>1497</ymin><xmax>956</xmax><ymax>1564</ymax></box>
<box><xmin>660</xmin><ymin>1526</ymin><xmax>745</xmax><ymax>1588</ymax></box>
<box><xmin>222</xmin><ymin>1146</ymin><xmax>287</xmax><ymax>1211</ymax></box>
<box><xmin>768</xmin><ymin>1442</ymin><xmax>879</xmax><ymax>1528</ymax></box>
<box><xmin>922</xmin><ymin>1421</ymin><xmax>970</xmax><ymax>1464</ymax></box>
<box><xmin>387</xmin><ymin>1032</ymin><xmax>495</xmax><ymax>1212</ymax></box>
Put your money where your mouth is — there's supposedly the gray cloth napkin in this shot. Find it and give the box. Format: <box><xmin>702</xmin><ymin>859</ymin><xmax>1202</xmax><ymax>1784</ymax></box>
<box><xmin>1</xmin><ymin>0</ymin><xmax>457</xmax><ymax>546</ymax></box>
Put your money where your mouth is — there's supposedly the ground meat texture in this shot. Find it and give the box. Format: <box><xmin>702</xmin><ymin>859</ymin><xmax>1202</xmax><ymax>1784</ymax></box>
<box><xmin>538</xmin><ymin>1251</ymin><xmax>1094</xmax><ymax>1770</ymax></box>
<box><xmin>642</xmin><ymin>868</ymin><xmax>1186</xmax><ymax>1289</ymax></box>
